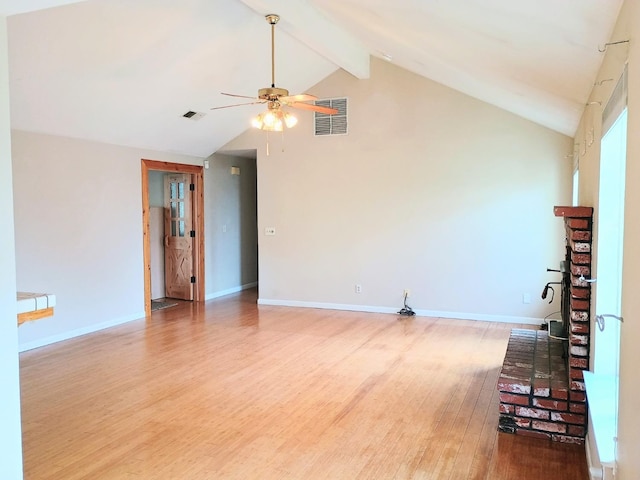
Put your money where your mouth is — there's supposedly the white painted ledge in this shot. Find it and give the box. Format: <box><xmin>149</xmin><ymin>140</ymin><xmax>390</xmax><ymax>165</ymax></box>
<box><xmin>16</xmin><ymin>292</ymin><xmax>56</xmax><ymax>314</ymax></box>
<box><xmin>583</xmin><ymin>371</ymin><xmax>617</xmax><ymax>473</ymax></box>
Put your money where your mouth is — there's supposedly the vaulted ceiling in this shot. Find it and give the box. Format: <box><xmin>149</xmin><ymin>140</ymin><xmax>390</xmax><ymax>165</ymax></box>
<box><xmin>2</xmin><ymin>0</ymin><xmax>624</xmax><ymax>157</ymax></box>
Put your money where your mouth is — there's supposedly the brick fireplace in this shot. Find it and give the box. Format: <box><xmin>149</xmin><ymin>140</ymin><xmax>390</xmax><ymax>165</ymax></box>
<box><xmin>497</xmin><ymin>206</ymin><xmax>593</xmax><ymax>443</ymax></box>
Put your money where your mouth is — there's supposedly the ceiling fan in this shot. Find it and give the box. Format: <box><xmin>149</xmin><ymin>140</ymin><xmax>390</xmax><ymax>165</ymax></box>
<box><xmin>211</xmin><ymin>14</ymin><xmax>338</xmax><ymax>131</ymax></box>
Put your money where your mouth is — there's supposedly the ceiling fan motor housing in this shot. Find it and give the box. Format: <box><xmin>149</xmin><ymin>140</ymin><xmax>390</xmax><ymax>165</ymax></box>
<box><xmin>258</xmin><ymin>87</ymin><xmax>289</xmax><ymax>101</ymax></box>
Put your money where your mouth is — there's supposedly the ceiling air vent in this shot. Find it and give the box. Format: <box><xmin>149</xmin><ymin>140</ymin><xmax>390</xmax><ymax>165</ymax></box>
<box><xmin>182</xmin><ymin>111</ymin><xmax>206</xmax><ymax>121</ymax></box>
<box><xmin>314</xmin><ymin>98</ymin><xmax>347</xmax><ymax>136</ymax></box>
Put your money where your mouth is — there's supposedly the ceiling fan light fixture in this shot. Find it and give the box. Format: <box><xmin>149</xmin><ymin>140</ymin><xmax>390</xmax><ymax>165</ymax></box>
<box><xmin>252</xmin><ymin>111</ymin><xmax>276</xmax><ymax>130</ymax></box>
<box><xmin>251</xmin><ymin>116</ymin><xmax>263</xmax><ymax>129</ymax></box>
<box><xmin>283</xmin><ymin>111</ymin><xmax>298</xmax><ymax>128</ymax></box>
<box><xmin>264</xmin><ymin>111</ymin><xmax>277</xmax><ymax>127</ymax></box>
<box><xmin>252</xmin><ymin>106</ymin><xmax>297</xmax><ymax>131</ymax></box>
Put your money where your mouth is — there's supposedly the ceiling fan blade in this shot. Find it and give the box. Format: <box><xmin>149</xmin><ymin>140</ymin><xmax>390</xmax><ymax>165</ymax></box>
<box><xmin>221</xmin><ymin>92</ymin><xmax>259</xmax><ymax>100</ymax></box>
<box><xmin>280</xmin><ymin>93</ymin><xmax>318</xmax><ymax>103</ymax></box>
<box><xmin>289</xmin><ymin>102</ymin><xmax>338</xmax><ymax>115</ymax></box>
<box><xmin>210</xmin><ymin>101</ymin><xmax>265</xmax><ymax>110</ymax></box>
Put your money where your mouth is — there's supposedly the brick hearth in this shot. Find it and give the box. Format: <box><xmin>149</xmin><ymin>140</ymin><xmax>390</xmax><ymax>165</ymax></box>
<box><xmin>497</xmin><ymin>206</ymin><xmax>593</xmax><ymax>444</ymax></box>
<box><xmin>498</xmin><ymin>329</ymin><xmax>584</xmax><ymax>442</ymax></box>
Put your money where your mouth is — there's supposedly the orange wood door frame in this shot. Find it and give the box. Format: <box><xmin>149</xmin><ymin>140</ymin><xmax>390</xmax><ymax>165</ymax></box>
<box><xmin>141</xmin><ymin>159</ymin><xmax>205</xmax><ymax>316</ymax></box>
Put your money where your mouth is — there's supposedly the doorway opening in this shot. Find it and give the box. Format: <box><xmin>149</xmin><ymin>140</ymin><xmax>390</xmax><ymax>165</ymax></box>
<box><xmin>141</xmin><ymin>159</ymin><xmax>205</xmax><ymax>316</ymax></box>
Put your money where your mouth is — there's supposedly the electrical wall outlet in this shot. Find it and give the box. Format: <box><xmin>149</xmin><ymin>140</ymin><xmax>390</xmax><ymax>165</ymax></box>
<box><xmin>355</xmin><ymin>284</ymin><xmax>362</xmax><ymax>294</ymax></box>
<box><xmin>265</xmin><ymin>227</ymin><xmax>276</xmax><ymax>236</ymax></box>
<box><xmin>523</xmin><ymin>293</ymin><xmax>531</xmax><ymax>304</ymax></box>
<box><xmin>403</xmin><ymin>289</ymin><xmax>411</xmax><ymax>298</ymax></box>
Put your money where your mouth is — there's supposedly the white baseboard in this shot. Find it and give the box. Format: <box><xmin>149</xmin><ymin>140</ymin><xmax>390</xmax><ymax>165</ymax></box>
<box><xmin>19</xmin><ymin>284</ymin><xmax>259</xmax><ymax>352</ymax></box>
<box><xmin>414</xmin><ymin>308</ymin><xmax>541</xmax><ymax>325</ymax></box>
<box><xmin>256</xmin><ymin>299</ymin><xmax>542</xmax><ymax>325</ymax></box>
<box><xmin>17</xmin><ymin>293</ymin><xmax>539</xmax><ymax>352</ymax></box>
<box><xmin>18</xmin><ymin>311</ymin><xmax>145</xmax><ymax>352</ymax></box>
<box><xmin>258</xmin><ymin>298</ymin><xmax>399</xmax><ymax>314</ymax></box>
<box><xmin>205</xmin><ymin>282</ymin><xmax>258</xmax><ymax>301</ymax></box>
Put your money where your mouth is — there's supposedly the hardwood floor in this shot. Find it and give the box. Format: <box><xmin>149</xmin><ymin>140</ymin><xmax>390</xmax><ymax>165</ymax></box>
<box><xmin>20</xmin><ymin>290</ymin><xmax>589</xmax><ymax>479</ymax></box>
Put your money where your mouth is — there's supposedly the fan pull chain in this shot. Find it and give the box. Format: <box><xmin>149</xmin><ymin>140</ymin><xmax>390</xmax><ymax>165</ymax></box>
<box><xmin>263</xmin><ymin>131</ymin><xmax>286</xmax><ymax>155</ymax></box>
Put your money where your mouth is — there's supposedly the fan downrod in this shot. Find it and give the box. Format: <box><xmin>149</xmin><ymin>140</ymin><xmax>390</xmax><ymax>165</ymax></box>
<box><xmin>265</xmin><ymin>14</ymin><xmax>280</xmax><ymax>88</ymax></box>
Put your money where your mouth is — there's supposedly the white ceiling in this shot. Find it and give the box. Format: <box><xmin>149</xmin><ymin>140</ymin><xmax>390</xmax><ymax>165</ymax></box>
<box><xmin>4</xmin><ymin>0</ymin><xmax>624</xmax><ymax>158</ymax></box>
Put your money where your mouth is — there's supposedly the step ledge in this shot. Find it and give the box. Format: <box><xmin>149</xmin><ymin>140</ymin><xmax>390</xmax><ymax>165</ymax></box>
<box><xmin>583</xmin><ymin>371</ymin><xmax>617</xmax><ymax>468</ymax></box>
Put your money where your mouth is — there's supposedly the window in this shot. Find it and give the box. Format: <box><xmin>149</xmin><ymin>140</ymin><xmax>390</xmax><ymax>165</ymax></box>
<box><xmin>586</xmin><ymin>65</ymin><xmax>627</xmax><ymax>470</ymax></box>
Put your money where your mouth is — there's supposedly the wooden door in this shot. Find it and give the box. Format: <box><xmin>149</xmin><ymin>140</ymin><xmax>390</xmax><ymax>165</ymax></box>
<box><xmin>164</xmin><ymin>174</ymin><xmax>193</xmax><ymax>300</ymax></box>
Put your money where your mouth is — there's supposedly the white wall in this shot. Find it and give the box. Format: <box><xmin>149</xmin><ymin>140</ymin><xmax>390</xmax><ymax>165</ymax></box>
<box><xmin>574</xmin><ymin>1</ymin><xmax>640</xmax><ymax>478</ymax></box>
<box><xmin>12</xmin><ymin>131</ymin><xmax>259</xmax><ymax>349</ymax></box>
<box><xmin>12</xmin><ymin>131</ymin><xmax>202</xmax><ymax>350</ymax></box>
<box><xmin>149</xmin><ymin>206</ymin><xmax>165</xmax><ymax>300</ymax></box>
<box><xmin>148</xmin><ymin>170</ymin><xmax>164</xmax><ymax>207</ymax></box>
<box><xmin>222</xmin><ymin>58</ymin><xmax>572</xmax><ymax>322</ymax></box>
<box><xmin>204</xmin><ymin>153</ymin><xmax>258</xmax><ymax>297</ymax></box>
<box><xmin>0</xmin><ymin>15</ymin><xmax>24</xmax><ymax>480</ymax></box>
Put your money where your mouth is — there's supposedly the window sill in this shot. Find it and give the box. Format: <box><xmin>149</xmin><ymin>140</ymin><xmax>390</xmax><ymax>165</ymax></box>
<box><xmin>583</xmin><ymin>371</ymin><xmax>617</xmax><ymax>468</ymax></box>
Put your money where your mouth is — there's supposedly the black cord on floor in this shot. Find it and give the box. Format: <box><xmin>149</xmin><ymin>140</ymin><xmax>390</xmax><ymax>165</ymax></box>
<box><xmin>540</xmin><ymin>310</ymin><xmax>561</xmax><ymax>330</ymax></box>
<box><xmin>398</xmin><ymin>292</ymin><xmax>415</xmax><ymax>316</ymax></box>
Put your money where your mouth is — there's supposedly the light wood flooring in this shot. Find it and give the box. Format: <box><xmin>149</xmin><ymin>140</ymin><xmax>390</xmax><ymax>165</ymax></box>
<box><xmin>20</xmin><ymin>289</ymin><xmax>588</xmax><ymax>479</ymax></box>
